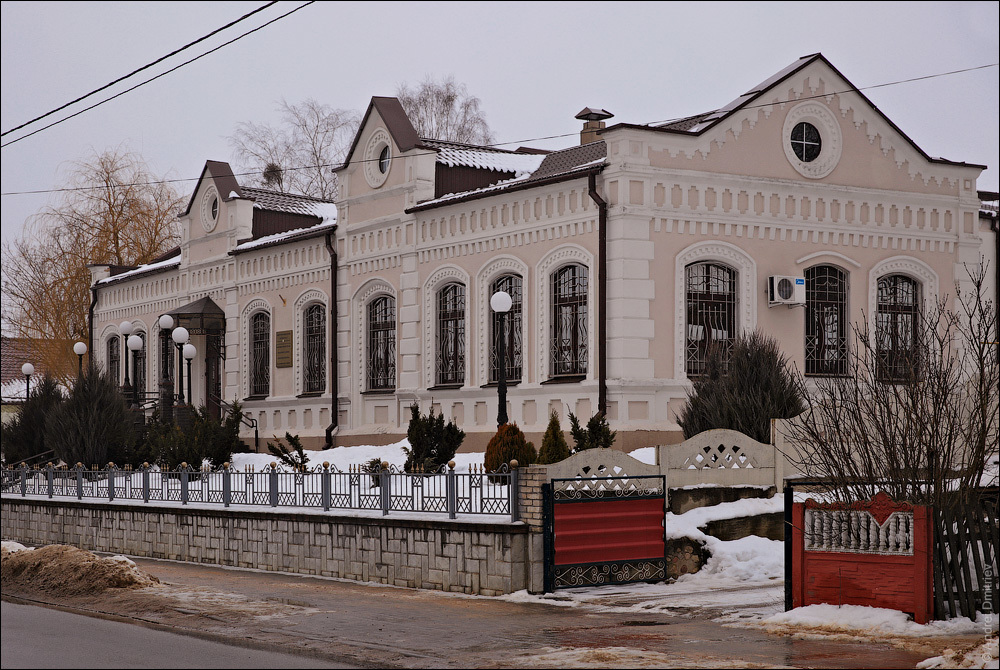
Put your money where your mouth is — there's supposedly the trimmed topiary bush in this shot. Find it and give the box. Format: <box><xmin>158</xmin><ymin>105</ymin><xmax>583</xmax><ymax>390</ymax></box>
<box><xmin>484</xmin><ymin>423</ymin><xmax>537</xmax><ymax>473</ymax></box>
<box><xmin>536</xmin><ymin>411</ymin><xmax>570</xmax><ymax>464</ymax></box>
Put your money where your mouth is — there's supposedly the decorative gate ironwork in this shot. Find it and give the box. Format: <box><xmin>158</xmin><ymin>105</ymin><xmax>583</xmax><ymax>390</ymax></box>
<box><xmin>543</xmin><ymin>475</ymin><xmax>666</xmax><ymax>591</ymax></box>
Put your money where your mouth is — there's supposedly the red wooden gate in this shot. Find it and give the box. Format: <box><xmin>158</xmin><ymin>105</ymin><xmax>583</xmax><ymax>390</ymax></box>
<box><xmin>543</xmin><ymin>475</ymin><xmax>666</xmax><ymax>591</ymax></box>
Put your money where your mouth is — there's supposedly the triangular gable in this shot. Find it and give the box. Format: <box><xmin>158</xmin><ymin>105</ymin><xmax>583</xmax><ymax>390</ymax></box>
<box><xmin>608</xmin><ymin>53</ymin><xmax>985</xmax><ymax>170</ymax></box>
<box><xmin>339</xmin><ymin>97</ymin><xmax>420</xmax><ymax>170</ymax></box>
<box><xmin>180</xmin><ymin>160</ymin><xmax>246</xmax><ymax>216</ymax></box>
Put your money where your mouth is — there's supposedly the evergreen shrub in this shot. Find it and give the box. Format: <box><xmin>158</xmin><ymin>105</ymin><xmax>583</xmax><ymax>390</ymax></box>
<box><xmin>484</xmin><ymin>423</ymin><xmax>537</xmax><ymax>473</ymax></box>
<box><xmin>536</xmin><ymin>411</ymin><xmax>570</xmax><ymax>464</ymax></box>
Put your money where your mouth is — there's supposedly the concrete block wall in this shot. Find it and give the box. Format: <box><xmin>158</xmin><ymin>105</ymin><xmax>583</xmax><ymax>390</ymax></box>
<box><xmin>1</xmin><ymin>499</ymin><xmax>530</xmax><ymax>597</ymax></box>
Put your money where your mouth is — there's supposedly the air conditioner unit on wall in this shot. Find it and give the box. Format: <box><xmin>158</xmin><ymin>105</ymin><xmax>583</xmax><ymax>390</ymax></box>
<box><xmin>768</xmin><ymin>275</ymin><xmax>806</xmax><ymax>307</ymax></box>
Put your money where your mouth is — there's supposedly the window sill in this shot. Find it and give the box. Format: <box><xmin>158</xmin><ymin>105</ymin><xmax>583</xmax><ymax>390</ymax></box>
<box><xmin>244</xmin><ymin>395</ymin><xmax>268</xmax><ymax>402</ymax></box>
<box><xmin>540</xmin><ymin>375</ymin><xmax>586</xmax><ymax>385</ymax></box>
<box><xmin>296</xmin><ymin>391</ymin><xmax>324</xmax><ymax>398</ymax></box>
<box><xmin>428</xmin><ymin>384</ymin><xmax>464</xmax><ymax>391</ymax></box>
<box><xmin>362</xmin><ymin>389</ymin><xmax>396</xmax><ymax>396</ymax></box>
<box><xmin>480</xmin><ymin>380</ymin><xmax>521</xmax><ymax>388</ymax></box>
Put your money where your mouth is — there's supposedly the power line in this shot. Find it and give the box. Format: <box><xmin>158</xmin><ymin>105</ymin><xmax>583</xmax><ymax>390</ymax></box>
<box><xmin>1</xmin><ymin>2</ymin><xmax>279</xmax><ymax>138</ymax></box>
<box><xmin>0</xmin><ymin>1</ymin><xmax>314</xmax><ymax>150</ymax></box>
<box><xmin>1</xmin><ymin>60</ymin><xmax>996</xmax><ymax>197</ymax></box>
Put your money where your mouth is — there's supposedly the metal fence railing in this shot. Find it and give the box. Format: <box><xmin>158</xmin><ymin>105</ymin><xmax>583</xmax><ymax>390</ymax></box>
<box><xmin>1</xmin><ymin>462</ymin><xmax>519</xmax><ymax>521</ymax></box>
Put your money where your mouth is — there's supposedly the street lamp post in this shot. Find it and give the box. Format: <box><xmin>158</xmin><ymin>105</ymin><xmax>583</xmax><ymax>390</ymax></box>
<box><xmin>172</xmin><ymin>326</ymin><xmax>189</xmax><ymax>404</ymax></box>
<box><xmin>21</xmin><ymin>363</ymin><xmax>34</xmax><ymax>401</ymax></box>
<box><xmin>127</xmin><ymin>334</ymin><xmax>143</xmax><ymax>407</ymax></box>
<box><xmin>183</xmin><ymin>343</ymin><xmax>196</xmax><ymax>406</ymax></box>
<box><xmin>490</xmin><ymin>290</ymin><xmax>512</xmax><ymax>427</ymax></box>
<box><xmin>73</xmin><ymin>341</ymin><xmax>87</xmax><ymax>378</ymax></box>
<box><xmin>120</xmin><ymin>320</ymin><xmax>134</xmax><ymax>394</ymax></box>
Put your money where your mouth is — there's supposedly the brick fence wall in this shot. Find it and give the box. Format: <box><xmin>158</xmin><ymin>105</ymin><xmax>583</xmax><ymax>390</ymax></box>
<box><xmin>1</xmin><ymin>497</ymin><xmax>541</xmax><ymax>596</ymax></box>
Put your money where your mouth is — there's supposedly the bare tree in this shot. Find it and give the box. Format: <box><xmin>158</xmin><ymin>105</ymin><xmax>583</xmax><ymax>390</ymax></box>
<box><xmin>229</xmin><ymin>99</ymin><xmax>359</xmax><ymax>200</ymax></box>
<box><xmin>782</xmin><ymin>262</ymin><xmax>998</xmax><ymax>509</ymax></box>
<box><xmin>396</xmin><ymin>76</ymin><xmax>495</xmax><ymax>145</ymax></box>
<box><xmin>1</xmin><ymin>148</ymin><xmax>182</xmax><ymax>381</ymax></box>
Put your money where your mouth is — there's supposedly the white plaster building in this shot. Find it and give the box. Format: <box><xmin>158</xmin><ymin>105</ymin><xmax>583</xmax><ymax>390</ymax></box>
<box><xmin>89</xmin><ymin>54</ymin><xmax>994</xmax><ymax>452</ymax></box>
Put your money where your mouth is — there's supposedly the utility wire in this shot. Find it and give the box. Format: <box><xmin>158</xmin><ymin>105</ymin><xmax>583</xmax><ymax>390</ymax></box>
<box><xmin>1</xmin><ymin>2</ymin><xmax>278</xmax><ymax>138</ymax></box>
<box><xmin>1</xmin><ymin>60</ymin><xmax>996</xmax><ymax>196</ymax></box>
<box><xmin>0</xmin><ymin>1</ymin><xmax>314</xmax><ymax>150</ymax></box>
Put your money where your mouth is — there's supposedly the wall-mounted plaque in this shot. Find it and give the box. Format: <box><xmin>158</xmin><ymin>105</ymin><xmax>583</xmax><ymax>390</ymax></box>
<box><xmin>275</xmin><ymin>330</ymin><xmax>293</xmax><ymax>368</ymax></box>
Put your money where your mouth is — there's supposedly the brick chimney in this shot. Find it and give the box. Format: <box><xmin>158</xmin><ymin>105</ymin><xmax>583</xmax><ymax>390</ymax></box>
<box><xmin>576</xmin><ymin>107</ymin><xmax>614</xmax><ymax>145</ymax></box>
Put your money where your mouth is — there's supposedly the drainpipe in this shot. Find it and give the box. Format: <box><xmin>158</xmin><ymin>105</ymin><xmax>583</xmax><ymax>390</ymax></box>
<box><xmin>88</xmin><ymin>284</ymin><xmax>99</xmax><ymax>372</ymax></box>
<box><xmin>325</xmin><ymin>230</ymin><xmax>339</xmax><ymax>447</ymax></box>
<box><xmin>587</xmin><ymin>172</ymin><xmax>608</xmax><ymax>416</ymax></box>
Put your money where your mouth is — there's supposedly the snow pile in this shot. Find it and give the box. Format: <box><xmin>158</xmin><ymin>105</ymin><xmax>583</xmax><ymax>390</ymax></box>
<box><xmin>1</xmin><ymin>540</ymin><xmax>33</xmax><ymax>555</ymax></box>
<box><xmin>918</xmin><ymin>636</ymin><xmax>999</xmax><ymax>669</ymax></box>
<box><xmin>764</xmin><ymin>604</ymin><xmax>990</xmax><ymax>637</ymax></box>
<box><xmin>1</xmin><ymin>544</ymin><xmax>159</xmax><ymax>596</ymax></box>
<box><xmin>227</xmin><ymin>438</ymin><xmax>486</xmax><ymax>472</ymax></box>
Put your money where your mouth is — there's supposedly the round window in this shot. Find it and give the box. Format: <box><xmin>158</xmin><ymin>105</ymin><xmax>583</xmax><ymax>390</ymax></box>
<box><xmin>378</xmin><ymin>146</ymin><xmax>391</xmax><ymax>174</ymax></box>
<box><xmin>211</xmin><ymin>197</ymin><xmax>219</xmax><ymax>220</ymax></box>
<box><xmin>790</xmin><ymin>122</ymin><xmax>821</xmax><ymax>162</ymax></box>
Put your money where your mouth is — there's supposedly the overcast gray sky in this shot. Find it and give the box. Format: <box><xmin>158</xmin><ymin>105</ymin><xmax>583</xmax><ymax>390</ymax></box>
<box><xmin>2</xmin><ymin>1</ymin><xmax>998</xmax><ymax>252</ymax></box>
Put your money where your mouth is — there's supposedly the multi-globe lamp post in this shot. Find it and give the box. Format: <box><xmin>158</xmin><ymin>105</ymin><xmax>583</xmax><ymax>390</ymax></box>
<box><xmin>157</xmin><ymin>314</ymin><xmax>190</xmax><ymax>406</ymax></box>
<box><xmin>127</xmin><ymin>333</ymin><xmax>143</xmax><ymax>407</ymax></box>
<box><xmin>490</xmin><ymin>290</ymin><xmax>512</xmax><ymax>427</ymax></box>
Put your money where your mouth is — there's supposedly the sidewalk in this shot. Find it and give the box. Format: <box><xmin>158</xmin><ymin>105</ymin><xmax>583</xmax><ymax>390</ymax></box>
<box><xmin>2</xmin><ymin>555</ymin><xmax>968</xmax><ymax>669</ymax></box>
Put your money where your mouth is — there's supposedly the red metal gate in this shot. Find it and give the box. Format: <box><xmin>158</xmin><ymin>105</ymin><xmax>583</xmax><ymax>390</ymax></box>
<box><xmin>543</xmin><ymin>475</ymin><xmax>666</xmax><ymax>591</ymax></box>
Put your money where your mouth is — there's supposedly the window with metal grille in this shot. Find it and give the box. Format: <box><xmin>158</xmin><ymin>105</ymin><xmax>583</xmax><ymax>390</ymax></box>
<box><xmin>159</xmin><ymin>332</ymin><xmax>174</xmax><ymax>388</ymax></box>
<box><xmin>685</xmin><ymin>262</ymin><xmax>737</xmax><ymax>376</ymax></box>
<box><xmin>490</xmin><ymin>275</ymin><xmax>522</xmax><ymax>383</ymax></box>
<box><xmin>303</xmin><ymin>304</ymin><xmax>326</xmax><ymax>393</ymax></box>
<box><xmin>367</xmin><ymin>296</ymin><xmax>396</xmax><ymax>390</ymax></box>
<box><xmin>805</xmin><ymin>265</ymin><xmax>848</xmax><ymax>376</ymax></box>
<box><xmin>133</xmin><ymin>332</ymin><xmax>147</xmax><ymax>394</ymax></box>
<box><xmin>107</xmin><ymin>336</ymin><xmax>120</xmax><ymax>384</ymax></box>
<box><xmin>436</xmin><ymin>283</ymin><xmax>465</xmax><ymax>385</ymax></box>
<box><xmin>876</xmin><ymin>274</ymin><xmax>920</xmax><ymax>382</ymax></box>
<box><xmin>551</xmin><ymin>264</ymin><xmax>588</xmax><ymax>377</ymax></box>
<box><xmin>250</xmin><ymin>311</ymin><xmax>271</xmax><ymax>396</ymax></box>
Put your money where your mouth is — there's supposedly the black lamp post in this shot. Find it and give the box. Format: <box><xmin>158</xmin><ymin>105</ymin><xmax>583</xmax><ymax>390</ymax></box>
<box><xmin>120</xmin><ymin>320</ymin><xmax>133</xmax><ymax>395</ymax></box>
<box><xmin>491</xmin><ymin>290</ymin><xmax>512</xmax><ymax>427</ymax></box>
<box><xmin>183</xmin><ymin>343</ymin><xmax>196</xmax><ymax>406</ymax></box>
<box><xmin>127</xmin><ymin>334</ymin><xmax>143</xmax><ymax>407</ymax></box>
<box><xmin>73</xmin><ymin>341</ymin><xmax>87</xmax><ymax>378</ymax></box>
<box><xmin>21</xmin><ymin>363</ymin><xmax>34</xmax><ymax>400</ymax></box>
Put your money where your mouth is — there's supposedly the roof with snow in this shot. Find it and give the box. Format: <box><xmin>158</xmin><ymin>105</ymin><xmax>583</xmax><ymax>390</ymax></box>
<box><xmin>419</xmin><ymin>139</ymin><xmax>545</xmax><ymax>177</ymax></box>
<box><xmin>241</xmin><ymin>187</ymin><xmax>339</xmax><ymax>221</ymax></box>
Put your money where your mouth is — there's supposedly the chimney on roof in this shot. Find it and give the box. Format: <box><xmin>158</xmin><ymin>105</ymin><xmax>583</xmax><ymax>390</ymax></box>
<box><xmin>575</xmin><ymin>107</ymin><xmax>613</xmax><ymax>145</ymax></box>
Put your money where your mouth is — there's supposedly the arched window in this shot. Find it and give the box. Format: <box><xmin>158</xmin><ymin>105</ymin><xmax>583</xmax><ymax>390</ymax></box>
<box><xmin>250</xmin><ymin>311</ymin><xmax>271</xmax><ymax>396</ymax></box>
<box><xmin>876</xmin><ymin>274</ymin><xmax>920</xmax><ymax>381</ymax></box>
<box><xmin>133</xmin><ymin>332</ymin><xmax>147</xmax><ymax>395</ymax></box>
<box><xmin>367</xmin><ymin>296</ymin><xmax>396</xmax><ymax>390</ymax></box>
<box><xmin>805</xmin><ymin>265</ymin><xmax>848</xmax><ymax>376</ymax></box>
<box><xmin>490</xmin><ymin>274</ymin><xmax>522</xmax><ymax>383</ymax></box>
<box><xmin>436</xmin><ymin>283</ymin><xmax>465</xmax><ymax>386</ymax></box>
<box><xmin>303</xmin><ymin>304</ymin><xmax>326</xmax><ymax>393</ymax></box>
<box><xmin>107</xmin><ymin>336</ymin><xmax>120</xmax><ymax>384</ymax></box>
<box><xmin>551</xmin><ymin>264</ymin><xmax>588</xmax><ymax>377</ymax></box>
<box><xmin>685</xmin><ymin>262</ymin><xmax>737</xmax><ymax>376</ymax></box>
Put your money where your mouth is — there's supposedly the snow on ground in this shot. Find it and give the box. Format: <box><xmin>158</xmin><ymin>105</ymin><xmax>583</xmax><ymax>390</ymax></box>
<box><xmin>228</xmin><ymin>438</ymin><xmax>486</xmax><ymax>472</ymax></box>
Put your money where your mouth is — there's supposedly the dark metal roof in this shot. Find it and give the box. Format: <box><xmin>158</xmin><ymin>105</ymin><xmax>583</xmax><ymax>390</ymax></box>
<box><xmin>241</xmin><ymin>187</ymin><xmax>332</xmax><ymax>218</ymax></box>
<box><xmin>181</xmin><ymin>161</ymin><xmax>244</xmax><ymax>217</ymax></box>
<box><xmin>339</xmin><ymin>96</ymin><xmax>420</xmax><ymax>170</ymax></box>
<box><xmin>164</xmin><ymin>296</ymin><xmax>226</xmax><ymax>333</ymax></box>
<box><xmin>523</xmin><ymin>141</ymin><xmax>606</xmax><ymax>183</ymax></box>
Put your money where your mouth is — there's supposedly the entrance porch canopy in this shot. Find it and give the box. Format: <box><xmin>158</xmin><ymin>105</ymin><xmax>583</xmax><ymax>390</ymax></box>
<box><xmin>163</xmin><ymin>297</ymin><xmax>225</xmax><ymax>335</ymax></box>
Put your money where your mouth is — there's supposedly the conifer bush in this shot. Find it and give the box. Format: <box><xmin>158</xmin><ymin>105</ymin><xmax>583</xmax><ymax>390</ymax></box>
<box><xmin>536</xmin><ymin>411</ymin><xmax>570</xmax><ymax>464</ymax></box>
<box><xmin>484</xmin><ymin>423</ymin><xmax>537</xmax><ymax>473</ymax></box>
<box><xmin>568</xmin><ymin>411</ymin><xmax>616</xmax><ymax>452</ymax></box>
<box><xmin>403</xmin><ymin>404</ymin><xmax>464</xmax><ymax>472</ymax></box>
<box><xmin>267</xmin><ymin>432</ymin><xmax>310</xmax><ymax>469</ymax></box>
<box><xmin>677</xmin><ymin>330</ymin><xmax>804</xmax><ymax>444</ymax></box>
<box><xmin>1</xmin><ymin>374</ymin><xmax>64</xmax><ymax>465</ymax></box>
<box><xmin>45</xmin><ymin>366</ymin><xmax>136</xmax><ymax>467</ymax></box>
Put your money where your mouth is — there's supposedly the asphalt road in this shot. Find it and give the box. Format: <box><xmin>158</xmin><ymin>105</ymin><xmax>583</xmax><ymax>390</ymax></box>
<box><xmin>0</xmin><ymin>600</ymin><xmax>354</xmax><ymax>669</ymax></box>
